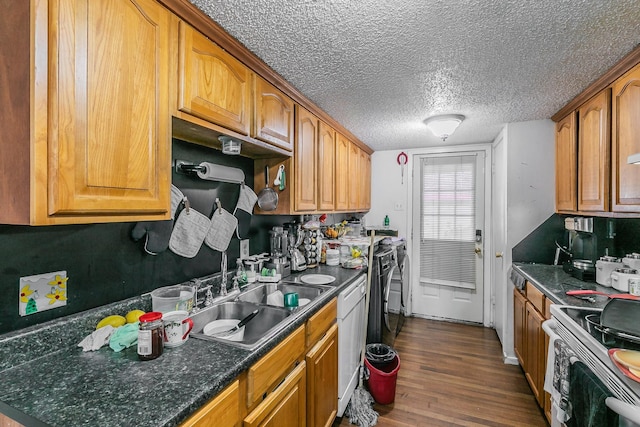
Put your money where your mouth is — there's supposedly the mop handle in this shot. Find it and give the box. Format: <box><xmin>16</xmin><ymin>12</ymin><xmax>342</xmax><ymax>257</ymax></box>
<box><xmin>358</xmin><ymin>230</ymin><xmax>376</xmax><ymax>388</ymax></box>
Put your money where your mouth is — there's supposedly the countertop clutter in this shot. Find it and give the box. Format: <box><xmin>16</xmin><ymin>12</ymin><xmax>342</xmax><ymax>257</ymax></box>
<box><xmin>513</xmin><ymin>262</ymin><xmax>625</xmax><ymax>308</ymax></box>
<box><xmin>0</xmin><ymin>266</ymin><xmax>364</xmax><ymax>427</ymax></box>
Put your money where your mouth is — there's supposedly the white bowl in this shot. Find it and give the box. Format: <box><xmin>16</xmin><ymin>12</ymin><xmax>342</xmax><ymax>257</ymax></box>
<box><xmin>202</xmin><ymin>319</ymin><xmax>245</xmax><ymax>341</ymax></box>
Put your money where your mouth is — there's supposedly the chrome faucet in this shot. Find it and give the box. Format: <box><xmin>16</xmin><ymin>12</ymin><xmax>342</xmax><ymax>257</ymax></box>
<box><xmin>219</xmin><ymin>251</ymin><xmax>228</xmax><ymax>297</ymax></box>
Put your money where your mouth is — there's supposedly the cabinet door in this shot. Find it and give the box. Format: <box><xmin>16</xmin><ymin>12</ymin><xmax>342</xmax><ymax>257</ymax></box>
<box><xmin>244</xmin><ymin>362</ymin><xmax>306</xmax><ymax>427</ymax></box>
<box><xmin>544</xmin><ymin>299</ymin><xmax>553</xmax><ymax>424</ymax></box>
<box><xmin>48</xmin><ymin>0</ymin><xmax>171</xmax><ymax>217</ymax></box>
<box><xmin>612</xmin><ymin>63</ymin><xmax>640</xmax><ymax>212</ymax></box>
<box><xmin>348</xmin><ymin>143</ymin><xmax>361</xmax><ymax>211</ymax></box>
<box><xmin>525</xmin><ymin>302</ymin><xmax>545</xmax><ymax>407</ymax></box>
<box><xmin>306</xmin><ymin>323</ymin><xmax>338</xmax><ymax>427</ymax></box>
<box><xmin>180</xmin><ymin>380</ymin><xmax>240</xmax><ymax>427</ymax></box>
<box><xmin>513</xmin><ymin>289</ymin><xmax>526</xmax><ymax>367</ymax></box>
<box><xmin>359</xmin><ymin>150</ymin><xmax>371</xmax><ymax>211</ymax></box>
<box><xmin>295</xmin><ymin>106</ymin><xmax>318</xmax><ymax>212</ymax></box>
<box><xmin>252</xmin><ymin>75</ymin><xmax>294</xmax><ymax>151</ymax></box>
<box><xmin>178</xmin><ymin>21</ymin><xmax>251</xmax><ymax>135</ymax></box>
<box><xmin>335</xmin><ymin>134</ymin><xmax>350</xmax><ymax>211</ymax></box>
<box><xmin>555</xmin><ymin>112</ymin><xmax>578</xmax><ymax>212</ymax></box>
<box><xmin>318</xmin><ymin>121</ymin><xmax>336</xmax><ymax>211</ymax></box>
<box><xmin>578</xmin><ymin>90</ymin><xmax>611</xmax><ymax>212</ymax></box>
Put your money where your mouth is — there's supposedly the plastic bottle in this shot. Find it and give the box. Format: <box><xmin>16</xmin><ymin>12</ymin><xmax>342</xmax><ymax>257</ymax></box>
<box><xmin>384</xmin><ymin>215</ymin><xmax>390</xmax><ymax>228</ymax></box>
<box><xmin>235</xmin><ymin>259</ymin><xmax>247</xmax><ymax>286</ymax></box>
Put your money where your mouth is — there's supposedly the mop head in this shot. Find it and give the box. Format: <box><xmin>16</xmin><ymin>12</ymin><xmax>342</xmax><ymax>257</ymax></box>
<box><xmin>345</xmin><ymin>387</ymin><xmax>378</xmax><ymax>426</ymax></box>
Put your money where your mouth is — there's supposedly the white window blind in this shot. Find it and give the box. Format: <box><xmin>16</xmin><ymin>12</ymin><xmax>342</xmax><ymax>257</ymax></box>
<box><xmin>420</xmin><ymin>155</ymin><xmax>477</xmax><ymax>289</ymax></box>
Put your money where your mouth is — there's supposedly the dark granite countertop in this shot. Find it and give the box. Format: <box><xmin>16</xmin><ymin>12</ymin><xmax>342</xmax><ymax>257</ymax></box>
<box><xmin>512</xmin><ymin>262</ymin><xmax>624</xmax><ymax>309</ymax></box>
<box><xmin>0</xmin><ymin>265</ymin><xmax>364</xmax><ymax>427</ymax></box>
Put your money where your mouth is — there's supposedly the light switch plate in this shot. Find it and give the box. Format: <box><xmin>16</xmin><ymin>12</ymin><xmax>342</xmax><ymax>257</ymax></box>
<box><xmin>19</xmin><ymin>270</ymin><xmax>68</xmax><ymax>316</ymax></box>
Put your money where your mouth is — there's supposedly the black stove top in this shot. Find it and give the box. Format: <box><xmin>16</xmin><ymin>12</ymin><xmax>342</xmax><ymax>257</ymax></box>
<box><xmin>560</xmin><ymin>306</ymin><xmax>640</xmax><ymax>351</ymax></box>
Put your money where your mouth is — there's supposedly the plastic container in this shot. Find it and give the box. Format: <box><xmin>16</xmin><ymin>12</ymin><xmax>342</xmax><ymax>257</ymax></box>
<box><xmin>366</xmin><ymin>343</ymin><xmax>397</xmax><ymax>369</ymax></box>
<box><xmin>151</xmin><ymin>285</ymin><xmax>194</xmax><ymax>313</ymax></box>
<box><xmin>326</xmin><ymin>249</ymin><xmax>340</xmax><ymax>266</ymax></box>
<box><xmin>365</xmin><ymin>353</ymin><xmax>400</xmax><ymax>405</ymax></box>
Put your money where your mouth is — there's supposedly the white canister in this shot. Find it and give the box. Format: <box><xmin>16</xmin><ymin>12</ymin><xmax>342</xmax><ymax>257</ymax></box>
<box><xmin>610</xmin><ymin>268</ymin><xmax>640</xmax><ymax>292</ymax></box>
<box><xmin>630</xmin><ymin>278</ymin><xmax>640</xmax><ymax>296</ymax></box>
<box><xmin>326</xmin><ymin>249</ymin><xmax>340</xmax><ymax>266</ymax></box>
<box><xmin>623</xmin><ymin>253</ymin><xmax>640</xmax><ymax>271</ymax></box>
<box><xmin>596</xmin><ymin>256</ymin><xmax>623</xmax><ymax>287</ymax></box>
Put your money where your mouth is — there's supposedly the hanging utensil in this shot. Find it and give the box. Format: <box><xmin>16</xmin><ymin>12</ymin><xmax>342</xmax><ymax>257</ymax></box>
<box><xmin>257</xmin><ymin>166</ymin><xmax>278</xmax><ymax>211</ymax></box>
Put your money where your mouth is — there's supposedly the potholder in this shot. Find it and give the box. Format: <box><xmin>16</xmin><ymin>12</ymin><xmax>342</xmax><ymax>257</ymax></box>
<box><xmin>234</xmin><ymin>184</ymin><xmax>258</xmax><ymax>239</ymax></box>
<box><xmin>130</xmin><ymin>184</ymin><xmax>186</xmax><ymax>255</ymax></box>
<box><xmin>205</xmin><ymin>204</ymin><xmax>238</xmax><ymax>252</ymax></box>
<box><xmin>169</xmin><ymin>206</ymin><xmax>211</xmax><ymax>258</ymax></box>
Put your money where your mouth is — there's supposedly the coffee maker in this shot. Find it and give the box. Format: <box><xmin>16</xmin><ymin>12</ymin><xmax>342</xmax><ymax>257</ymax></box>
<box><xmin>561</xmin><ymin>217</ymin><xmax>597</xmax><ymax>281</ymax></box>
<box><xmin>266</xmin><ymin>226</ymin><xmax>291</xmax><ymax>277</ymax></box>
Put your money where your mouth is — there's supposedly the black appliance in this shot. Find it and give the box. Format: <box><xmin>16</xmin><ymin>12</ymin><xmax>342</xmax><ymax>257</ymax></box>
<box><xmin>367</xmin><ymin>248</ymin><xmax>398</xmax><ymax>345</ymax></box>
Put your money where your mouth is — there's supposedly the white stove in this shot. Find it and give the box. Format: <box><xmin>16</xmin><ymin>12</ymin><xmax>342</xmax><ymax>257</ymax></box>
<box><xmin>550</xmin><ymin>304</ymin><xmax>640</xmax><ymax>405</ymax></box>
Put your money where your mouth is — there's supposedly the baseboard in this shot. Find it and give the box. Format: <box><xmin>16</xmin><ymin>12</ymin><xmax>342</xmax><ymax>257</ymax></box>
<box><xmin>503</xmin><ymin>354</ymin><xmax>519</xmax><ymax>365</ymax></box>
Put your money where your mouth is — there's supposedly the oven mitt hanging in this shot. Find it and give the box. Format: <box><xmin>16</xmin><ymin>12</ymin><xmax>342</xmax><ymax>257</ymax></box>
<box><xmin>234</xmin><ymin>184</ymin><xmax>258</xmax><ymax>239</ymax></box>
<box><xmin>169</xmin><ymin>201</ymin><xmax>211</xmax><ymax>258</ymax></box>
<box><xmin>205</xmin><ymin>199</ymin><xmax>238</xmax><ymax>252</ymax></box>
<box><xmin>131</xmin><ymin>185</ymin><xmax>185</xmax><ymax>255</ymax></box>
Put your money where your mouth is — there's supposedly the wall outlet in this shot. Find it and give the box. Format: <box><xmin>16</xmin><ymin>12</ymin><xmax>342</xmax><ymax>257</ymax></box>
<box><xmin>240</xmin><ymin>239</ymin><xmax>250</xmax><ymax>259</ymax></box>
<box><xmin>394</xmin><ymin>202</ymin><xmax>404</xmax><ymax>211</ymax></box>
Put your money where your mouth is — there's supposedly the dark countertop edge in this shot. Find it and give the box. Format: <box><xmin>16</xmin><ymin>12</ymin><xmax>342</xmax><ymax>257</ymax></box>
<box><xmin>0</xmin><ymin>267</ymin><xmax>366</xmax><ymax>427</ymax></box>
<box><xmin>512</xmin><ymin>263</ymin><xmax>566</xmax><ymax>304</ymax></box>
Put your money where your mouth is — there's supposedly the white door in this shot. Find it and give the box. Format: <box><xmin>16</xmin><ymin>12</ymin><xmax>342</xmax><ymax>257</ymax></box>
<box><xmin>411</xmin><ymin>152</ymin><xmax>485</xmax><ymax>323</ymax></box>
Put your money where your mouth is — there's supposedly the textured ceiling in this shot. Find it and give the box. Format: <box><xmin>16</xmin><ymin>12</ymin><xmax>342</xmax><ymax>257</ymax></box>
<box><xmin>189</xmin><ymin>0</ymin><xmax>640</xmax><ymax>151</ymax></box>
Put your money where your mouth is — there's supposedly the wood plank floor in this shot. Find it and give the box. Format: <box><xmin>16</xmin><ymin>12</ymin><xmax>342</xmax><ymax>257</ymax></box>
<box><xmin>333</xmin><ymin>317</ymin><xmax>547</xmax><ymax>427</ymax></box>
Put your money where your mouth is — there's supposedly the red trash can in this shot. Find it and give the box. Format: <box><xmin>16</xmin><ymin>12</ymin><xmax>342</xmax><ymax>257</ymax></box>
<box><xmin>364</xmin><ymin>353</ymin><xmax>401</xmax><ymax>405</ymax></box>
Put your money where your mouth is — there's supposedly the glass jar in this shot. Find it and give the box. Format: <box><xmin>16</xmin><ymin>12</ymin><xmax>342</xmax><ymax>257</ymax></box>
<box><xmin>137</xmin><ymin>311</ymin><xmax>164</xmax><ymax>361</ymax></box>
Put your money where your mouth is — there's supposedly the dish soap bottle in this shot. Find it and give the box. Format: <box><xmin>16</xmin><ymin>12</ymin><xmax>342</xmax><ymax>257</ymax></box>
<box><xmin>384</xmin><ymin>215</ymin><xmax>390</xmax><ymax>228</ymax></box>
<box><xmin>235</xmin><ymin>259</ymin><xmax>247</xmax><ymax>287</ymax></box>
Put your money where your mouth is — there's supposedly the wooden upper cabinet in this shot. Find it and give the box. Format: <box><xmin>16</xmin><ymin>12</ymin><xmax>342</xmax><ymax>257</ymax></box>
<box><xmin>335</xmin><ymin>134</ymin><xmax>350</xmax><ymax>211</ymax></box>
<box><xmin>295</xmin><ymin>106</ymin><xmax>319</xmax><ymax>212</ymax></box>
<box><xmin>555</xmin><ymin>112</ymin><xmax>578</xmax><ymax>212</ymax></box>
<box><xmin>578</xmin><ymin>90</ymin><xmax>611</xmax><ymax>212</ymax></box>
<box><xmin>178</xmin><ymin>21</ymin><xmax>251</xmax><ymax>135</ymax></box>
<box><xmin>252</xmin><ymin>75</ymin><xmax>294</xmax><ymax>151</ymax></box>
<box><xmin>0</xmin><ymin>0</ymin><xmax>172</xmax><ymax>225</ymax></box>
<box><xmin>318</xmin><ymin>122</ymin><xmax>336</xmax><ymax>211</ymax></box>
<box><xmin>348</xmin><ymin>142</ymin><xmax>361</xmax><ymax>211</ymax></box>
<box><xmin>359</xmin><ymin>149</ymin><xmax>371</xmax><ymax>210</ymax></box>
<box><xmin>612</xmin><ymin>63</ymin><xmax>640</xmax><ymax>212</ymax></box>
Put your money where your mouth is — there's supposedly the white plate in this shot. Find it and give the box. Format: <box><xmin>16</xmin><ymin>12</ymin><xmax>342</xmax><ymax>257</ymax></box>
<box><xmin>300</xmin><ymin>274</ymin><xmax>336</xmax><ymax>285</ymax></box>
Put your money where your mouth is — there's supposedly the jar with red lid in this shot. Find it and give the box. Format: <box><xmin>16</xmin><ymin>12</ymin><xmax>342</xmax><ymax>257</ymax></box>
<box><xmin>137</xmin><ymin>311</ymin><xmax>164</xmax><ymax>361</ymax></box>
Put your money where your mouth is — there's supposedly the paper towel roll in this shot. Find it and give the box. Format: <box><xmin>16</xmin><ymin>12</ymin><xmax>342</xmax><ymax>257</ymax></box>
<box><xmin>197</xmin><ymin>162</ymin><xmax>245</xmax><ymax>184</ymax></box>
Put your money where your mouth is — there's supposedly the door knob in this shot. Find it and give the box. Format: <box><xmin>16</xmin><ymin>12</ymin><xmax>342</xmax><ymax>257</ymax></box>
<box><xmin>495</xmin><ymin>252</ymin><xmax>503</xmax><ymax>258</ymax></box>
<box><xmin>474</xmin><ymin>248</ymin><xmax>482</xmax><ymax>254</ymax></box>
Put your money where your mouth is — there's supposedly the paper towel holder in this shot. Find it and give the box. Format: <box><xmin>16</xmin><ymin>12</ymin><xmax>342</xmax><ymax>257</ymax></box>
<box><xmin>174</xmin><ymin>159</ymin><xmax>245</xmax><ymax>185</ymax></box>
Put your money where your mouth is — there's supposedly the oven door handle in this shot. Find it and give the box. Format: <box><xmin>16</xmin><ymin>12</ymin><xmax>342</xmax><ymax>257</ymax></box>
<box><xmin>606</xmin><ymin>397</ymin><xmax>640</xmax><ymax>424</ymax></box>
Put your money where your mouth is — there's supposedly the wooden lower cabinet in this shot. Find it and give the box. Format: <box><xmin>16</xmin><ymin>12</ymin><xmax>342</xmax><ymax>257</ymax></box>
<box><xmin>544</xmin><ymin>298</ymin><xmax>553</xmax><ymax>424</ymax></box>
<box><xmin>513</xmin><ymin>285</ymin><xmax>548</xmax><ymax>409</ymax></box>
<box><xmin>181</xmin><ymin>380</ymin><xmax>241</xmax><ymax>427</ymax></box>
<box><xmin>244</xmin><ymin>362</ymin><xmax>307</xmax><ymax>427</ymax></box>
<box><xmin>306</xmin><ymin>323</ymin><xmax>338</xmax><ymax>427</ymax></box>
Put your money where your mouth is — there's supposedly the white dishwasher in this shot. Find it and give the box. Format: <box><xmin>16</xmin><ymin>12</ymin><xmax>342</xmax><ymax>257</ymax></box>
<box><xmin>337</xmin><ymin>274</ymin><xmax>367</xmax><ymax>416</ymax></box>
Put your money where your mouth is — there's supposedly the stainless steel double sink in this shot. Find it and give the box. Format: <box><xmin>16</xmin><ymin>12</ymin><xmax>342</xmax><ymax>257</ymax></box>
<box><xmin>189</xmin><ymin>281</ymin><xmax>334</xmax><ymax>350</ymax></box>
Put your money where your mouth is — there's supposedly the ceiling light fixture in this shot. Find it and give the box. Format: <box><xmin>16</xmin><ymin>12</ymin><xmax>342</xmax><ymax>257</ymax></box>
<box><xmin>423</xmin><ymin>114</ymin><xmax>465</xmax><ymax>141</ymax></box>
<box><xmin>628</xmin><ymin>153</ymin><xmax>640</xmax><ymax>164</ymax></box>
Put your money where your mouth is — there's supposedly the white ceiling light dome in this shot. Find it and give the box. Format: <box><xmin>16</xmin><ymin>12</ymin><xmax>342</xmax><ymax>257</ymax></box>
<box><xmin>423</xmin><ymin>114</ymin><xmax>465</xmax><ymax>141</ymax></box>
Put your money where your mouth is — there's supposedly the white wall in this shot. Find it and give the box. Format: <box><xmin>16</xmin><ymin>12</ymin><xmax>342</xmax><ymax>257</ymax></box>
<box><xmin>497</xmin><ymin>119</ymin><xmax>556</xmax><ymax>361</ymax></box>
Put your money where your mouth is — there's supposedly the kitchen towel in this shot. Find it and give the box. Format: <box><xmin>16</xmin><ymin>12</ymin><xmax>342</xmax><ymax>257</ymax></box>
<box><xmin>553</xmin><ymin>338</ymin><xmax>578</xmax><ymax>424</ymax></box>
<box><xmin>205</xmin><ymin>201</ymin><xmax>237</xmax><ymax>252</ymax></box>
<box><xmin>509</xmin><ymin>266</ymin><xmax>526</xmax><ymax>290</ymax></box>
<box><xmin>109</xmin><ymin>322</ymin><xmax>140</xmax><ymax>352</ymax></box>
<box><xmin>131</xmin><ymin>185</ymin><xmax>186</xmax><ymax>255</ymax></box>
<box><xmin>78</xmin><ymin>325</ymin><xmax>115</xmax><ymax>352</ymax></box>
<box><xmin>234</xmin><ymin>184</ymin><xmax>258</xmax><ymax>239</ymax></box>
<box><xmin>566</xmin><ymin>361</ymin><xmax>618</xmax><ymax>427</ymax></box>
<box><xmin>169</xmin><ymin>202</ymin><xmax>211</xmax><ymax>258</ymax></box>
